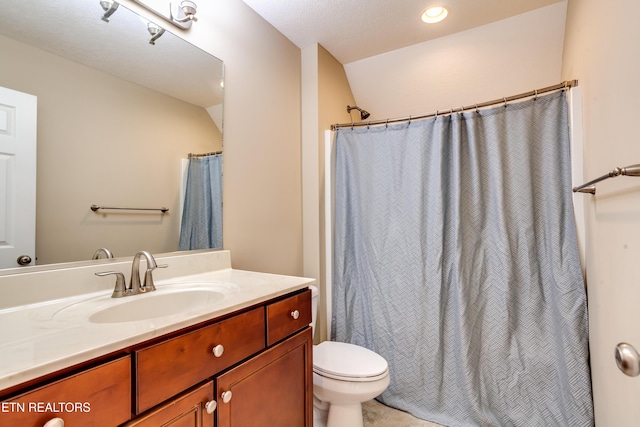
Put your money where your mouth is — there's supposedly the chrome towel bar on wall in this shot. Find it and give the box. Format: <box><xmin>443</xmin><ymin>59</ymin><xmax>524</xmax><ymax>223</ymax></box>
<box><xmin>90</xmin><ymin>204</ymin><xmax>169</xmax><ymax>213</ymax></box>
<box><xmin>573</xmin><ymin>164</ymin><xmax>640</xmax><ymax>195</ymax></box>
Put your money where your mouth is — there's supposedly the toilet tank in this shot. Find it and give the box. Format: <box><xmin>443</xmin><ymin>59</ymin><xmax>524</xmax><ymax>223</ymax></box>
<box><xmin>309</xmin><ymin>285</ymin><xmax>319</xmax><ymax>334</ymax></box>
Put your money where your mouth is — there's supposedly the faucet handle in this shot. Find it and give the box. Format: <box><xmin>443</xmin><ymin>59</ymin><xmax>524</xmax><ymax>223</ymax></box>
<box><xmin>143</xmin><ymin>264</ymin><xmax>168</xmax><ymax>292</ymax></box>
<box><xmin>95</xmin><ymin>271</ymin><xmax>128</xmax><ymax>298</ymax></box>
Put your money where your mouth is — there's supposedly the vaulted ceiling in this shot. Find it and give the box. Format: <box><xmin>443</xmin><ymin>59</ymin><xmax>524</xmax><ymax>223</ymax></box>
<box><xmin>241</xmin><ymin>0</ymin><xmax>565</xmax><ymax>64</ymax></box>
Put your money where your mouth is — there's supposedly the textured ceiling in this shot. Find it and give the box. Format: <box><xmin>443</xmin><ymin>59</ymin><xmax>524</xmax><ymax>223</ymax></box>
<box><xmin>241</xmin><ymin>0</ymin><xmax>565</xmax><ymax>64</ymax></box>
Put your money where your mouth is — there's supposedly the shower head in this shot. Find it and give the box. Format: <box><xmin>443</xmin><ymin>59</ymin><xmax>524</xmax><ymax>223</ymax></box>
<box><xmin>347</xmin><ymin>105</ymin><xmax>370</xmax><ymax>120</ymax></box>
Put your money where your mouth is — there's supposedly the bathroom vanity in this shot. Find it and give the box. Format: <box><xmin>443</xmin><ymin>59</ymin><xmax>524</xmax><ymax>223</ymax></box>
<box><xmin>0</xmin><ymin>250</ymin><xmax>314</xmax><ymax>426</ymax></box>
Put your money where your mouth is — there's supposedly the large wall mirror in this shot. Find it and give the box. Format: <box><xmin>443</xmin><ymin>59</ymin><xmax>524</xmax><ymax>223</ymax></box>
<box><xmin>0</xmin><ymin>0</ymin><xmax>224</xmax><ymax>270</ymax></box>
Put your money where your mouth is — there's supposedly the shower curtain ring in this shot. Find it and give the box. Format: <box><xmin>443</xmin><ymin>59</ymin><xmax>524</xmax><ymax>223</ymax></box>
<box><xmin>435</xmin><ymin>110</ymin><xmax>439</xmax><ymax>120</ymax></box>
<box><xmin>385</xmin><ymin>119</ymin><xmax>389</xmax><ymax>129</ymax></box>
<box><xmin>534</xmin><ymin>89</ymin><xmax>538</xmax><ymax>100</ymax></box>
<box><xmin>409</xmin><ymin>115</ymin><xmax>412</xmax><ymax>125</ymax></box>
<box><xmin>503</xmin><ymin>97</ymin><xmax>507</xmax><ymax>108</ymax></box>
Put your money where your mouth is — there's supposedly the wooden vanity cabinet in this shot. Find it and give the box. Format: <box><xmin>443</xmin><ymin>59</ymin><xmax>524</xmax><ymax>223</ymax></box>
<box><xmin>0</xmin><ymin>288</ymin><xmax>313</xmax><ymax>427</ymax></box>
<box><xmin>128</xmin><ymin>288</ymin><xmax>312</xmax><ymax>426</ymax></box>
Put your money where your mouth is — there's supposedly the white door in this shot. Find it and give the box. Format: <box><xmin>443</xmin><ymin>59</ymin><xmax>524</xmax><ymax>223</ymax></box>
<box><xmin>0</xmin><ymin>86</ymin><xmax>37</xmax><ymax>268</ymax></box>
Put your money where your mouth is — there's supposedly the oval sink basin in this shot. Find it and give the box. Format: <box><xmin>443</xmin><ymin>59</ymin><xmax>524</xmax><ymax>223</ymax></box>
<box><xmin>89</xmin><ymin>289</ymin><xmax>224</xmax><ymax>324</ymax></box>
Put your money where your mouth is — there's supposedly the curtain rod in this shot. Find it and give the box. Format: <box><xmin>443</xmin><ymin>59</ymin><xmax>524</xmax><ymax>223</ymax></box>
<box><xmin>188</xmin><ymin>151</ymin><xmax>222</xmax><ymax>158</ymax></box>
<box><xmin>331</xmin><ymin>80</ymin><xmax>578</xmax><ymax>130</ymax></box>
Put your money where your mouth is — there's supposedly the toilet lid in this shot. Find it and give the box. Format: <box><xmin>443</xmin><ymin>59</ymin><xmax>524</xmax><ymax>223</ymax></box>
<box><xmin>313</xmin><ymin>341</ymin><xmax>388</xmax><ymax>380</ymax></box>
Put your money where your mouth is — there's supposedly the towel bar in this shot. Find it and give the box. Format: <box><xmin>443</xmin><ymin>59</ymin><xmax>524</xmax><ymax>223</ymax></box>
<box><xmin>573</xmin><ymin>164</ymin><xmax>640</xmax><ymax>195</ymax></box>
<box><xmin>90</xmin><ymin>204</ymin><xmax>169</xmax><ymax>213</ymax></box>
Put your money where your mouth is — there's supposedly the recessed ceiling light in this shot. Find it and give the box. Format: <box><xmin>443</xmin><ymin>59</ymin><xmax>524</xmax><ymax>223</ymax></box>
<box><xmin>422</xmin><ymin>6</ymin><xmax>448</xmax><ymax>24</ymax></box>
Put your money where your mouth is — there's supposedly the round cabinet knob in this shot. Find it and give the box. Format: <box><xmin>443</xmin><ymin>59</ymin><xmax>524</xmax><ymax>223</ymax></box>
<box><xmin>43</xmin><ymin>418</ymin><xmax>65</xmax><ymax>427</ymax></box>
<box><xmin>290</xmin><ymin>310</ymin><xmax>300</xmax><ymax>320</ymax></box>
<box><xmin>205</xmin><ymin>400</ymin><xmax>217</xmax><ymax>414</ymax></box>
<box><xmin>615</xmin><ymin>342</ymin><xmax>640</xmax><ymax>377</ymax></box>
<box><xmin>221</xmin><ymin>390</ymin><xmax>233</xmax><ymax>404</ymax></box>
<box><xmin>212</xmin><ymin>344</ymin><xmax>224</xmax><ymax>358</ymax></box>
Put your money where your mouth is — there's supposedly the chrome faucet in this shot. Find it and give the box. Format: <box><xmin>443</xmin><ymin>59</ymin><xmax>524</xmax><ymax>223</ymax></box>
<box><xmin>130</xmin><ymin>250</ymin><xmax>167</xmax><ymax>294</ymax></box>
<box><xmin>92</xmin><ymin>247</ymin><xmax>114</xmax><ymax>260</ymax></box>
<box><xmin>95</xmin><ymin>251</ymin><xmax>167</xmax><ymax>298</ymax></box>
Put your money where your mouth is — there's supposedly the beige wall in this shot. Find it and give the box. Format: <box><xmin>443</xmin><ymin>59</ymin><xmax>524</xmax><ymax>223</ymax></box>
<box><xmin>0</xmin><ymin>33</ymin><xmax>220</xmax><ymax>264</ymax></box>
<box><xmin>106</xmin><ymin>0</ymin><xmax>304</xmax><ymax>275</ymax></box>
<box><xmin>302</xmin><ymin>44</ymin><xmax>356</xmax><ymax>342</ymax></box>
<box><xmin>563</xmin><ymin>0</ymin><xmax>640</xmax><ymax>424</ymax></box>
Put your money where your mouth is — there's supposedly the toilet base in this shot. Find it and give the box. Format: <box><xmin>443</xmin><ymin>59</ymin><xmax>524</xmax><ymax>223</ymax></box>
<box><xmin>314</xmin><ymin>397</ymin><xmax>365</xmax><ymax>427</ymax></box>
<box><xmin>326</xmin><ymin>402</ymin><xmax>364</xmax><ymax>427</ymax></box>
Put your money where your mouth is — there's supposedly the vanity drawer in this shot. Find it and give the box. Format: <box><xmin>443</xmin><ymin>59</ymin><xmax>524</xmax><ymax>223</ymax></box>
<box><xmin>266</xmin><ymin>289</ymin><xmax>312</xmax><ymax>346</ymax></box>
<box><xmin>134</xmin><ymin>307</ymin><xmax>265</xmax><ymax>414</ymax></box>
<box><xmin>1</xmin><ymin>356</ymin><xmax>131</xmax><ymax>427</ymax></box>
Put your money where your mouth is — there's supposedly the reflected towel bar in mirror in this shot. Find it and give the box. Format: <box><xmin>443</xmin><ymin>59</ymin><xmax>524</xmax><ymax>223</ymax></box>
<box><xmin>188</xmin><ymin>151</ymin><xmax>222</xmax><ymax>158</ymax></box>
<box><xmin>91</xmin><ymin>204</ymin><xmax>169</xmax><ymax>213</ymax></box>
<box><xmin>573</xmin><ymin>164</ymin><xmax>640</xmax><ymax>195</ymax></box>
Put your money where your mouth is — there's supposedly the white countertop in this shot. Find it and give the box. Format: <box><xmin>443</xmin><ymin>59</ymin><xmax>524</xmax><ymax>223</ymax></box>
<box><xmin>0</xmin><ymin>251</ymin><xmax>315</xmax><ymax>391</ymax></box>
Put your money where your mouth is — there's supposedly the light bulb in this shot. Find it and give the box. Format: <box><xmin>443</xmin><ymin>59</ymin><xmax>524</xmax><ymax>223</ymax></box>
<box><xmin>422</xmin><ymin>6</ymin><xmax>448</xmax><ymax>24</ymax></box>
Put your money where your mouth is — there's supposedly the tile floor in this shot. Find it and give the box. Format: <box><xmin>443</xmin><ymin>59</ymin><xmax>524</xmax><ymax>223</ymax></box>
<box><xmin>362</xmin><ymin>400</ymin><xmax>446</xmax><ymax>427</ymax></box>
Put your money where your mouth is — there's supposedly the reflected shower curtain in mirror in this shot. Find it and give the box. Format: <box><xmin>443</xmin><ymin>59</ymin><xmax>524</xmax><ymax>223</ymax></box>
<box><xmin>179</xmin><ymin>155</ymin><xmax>223</xmax><ymax>250</ymax></box>
<box><xmin>332</xmin><ymin>91</ymin><xmax>593</xmax><ymax>426</ymax></box>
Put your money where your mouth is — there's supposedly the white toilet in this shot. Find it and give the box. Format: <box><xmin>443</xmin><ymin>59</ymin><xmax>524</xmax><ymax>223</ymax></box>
<box><xmin>309</xmin><ymin>285</ymin><xmax>390</xmax><ymax>427</ymax></box>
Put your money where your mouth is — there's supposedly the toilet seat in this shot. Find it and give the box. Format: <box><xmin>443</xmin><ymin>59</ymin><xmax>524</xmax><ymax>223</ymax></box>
<box><xmin>313</xmin><ymin>341</ymin><xmax>388</xmax><ymax>382</ymax></box>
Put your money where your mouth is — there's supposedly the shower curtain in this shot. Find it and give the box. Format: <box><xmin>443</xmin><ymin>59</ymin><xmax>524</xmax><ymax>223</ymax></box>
<box><xmin>332</xmin><ymin>91</ymin><xmax>593</xmax><ymax>426</ymax></box>
<box><xmin>179</xmin><ymin>154</ymin><xmax>223</xmax><ymax>250</ymax></box>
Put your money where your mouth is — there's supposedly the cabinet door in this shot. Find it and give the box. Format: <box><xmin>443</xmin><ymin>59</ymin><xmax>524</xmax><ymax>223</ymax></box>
<box><xmin>216</xmin><ymin>328</ymin><xmax>312</xmax><ymax>427</ymax></box>
<box><xmin>124</xmin><ymin>381</ymin><xmax>214</xmax><ymax>427</ymax></box>
<box><xmin>0</xmin><ymin>356</ymin><xmax>130</xmax><ymax>427</ymax></box>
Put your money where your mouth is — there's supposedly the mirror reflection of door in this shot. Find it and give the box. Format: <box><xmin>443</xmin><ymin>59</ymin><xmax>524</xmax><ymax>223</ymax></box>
<box><xmin>0</xmin><ymin>86</ymin><xmax>36</xmax><ymax>268</ymax></box>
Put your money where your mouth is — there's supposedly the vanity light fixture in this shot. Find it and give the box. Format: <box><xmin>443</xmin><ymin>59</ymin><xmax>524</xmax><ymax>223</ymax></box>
<box><xmin>132</xmin><ymin>0</ymin><xmax>198</xmax><ymax>29</ymax></box>
<box><xmin>421</xmin><ymin>6</ymin><xmax>448</xmax><ymax>24</ymax></box>
<box><xmin>100</xmin><ymin>0</ymin><xmax>119</xmax><ymax>22</ymax></box>
<box><xmin>147</xmin><ymin>21</ymin><xmax>165</xmax><ymax>45</ymax></box>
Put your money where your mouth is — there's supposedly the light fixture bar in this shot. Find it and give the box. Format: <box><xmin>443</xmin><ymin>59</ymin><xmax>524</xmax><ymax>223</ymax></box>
<box><xmin>132</xmin><ymin>0</ymin><xmax>198</xmax><ymax>29</ymax></box>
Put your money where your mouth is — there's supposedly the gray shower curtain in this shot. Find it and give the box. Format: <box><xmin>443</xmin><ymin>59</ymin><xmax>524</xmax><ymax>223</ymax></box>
<box><xmin>332</xmin><ymin>91</ymin><xmax>593</xmax><ymax>426</ymax></box>
<box><xmin>179</xmin><ymin>154</ymin><xmax>223</xmax><ymax>250</ymax></box>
